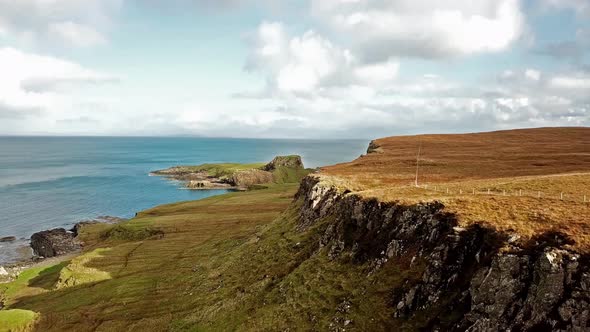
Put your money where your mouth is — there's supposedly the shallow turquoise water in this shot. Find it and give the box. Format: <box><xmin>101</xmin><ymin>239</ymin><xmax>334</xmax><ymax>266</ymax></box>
<box><xmin>0</xmin><ymin>137</ymin><xmax>367</xmax><ymax>263</ymax></box>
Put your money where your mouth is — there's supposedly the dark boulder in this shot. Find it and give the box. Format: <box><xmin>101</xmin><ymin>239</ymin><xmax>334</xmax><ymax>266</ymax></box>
<box><xmin>30</xmin><ymin>228</ymin><xmax>80</xmax><ymax>258</ymax></box>
<box><xmin>0</xmin><ymin>236</ymin><xmax>16</xmax><ymax>242</ymax></box>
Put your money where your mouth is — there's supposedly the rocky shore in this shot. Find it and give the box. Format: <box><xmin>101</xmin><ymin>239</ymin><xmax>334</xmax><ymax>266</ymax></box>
<box><xmin>0</xmin><ymin>216</ymin><xmax>126</xmax><ymax>284</ymax></box>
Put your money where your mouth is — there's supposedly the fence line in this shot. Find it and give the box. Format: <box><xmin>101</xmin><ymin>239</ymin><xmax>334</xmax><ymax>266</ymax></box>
<box><xmin>416</xmin><ymin>184</ymin><xmax>589</xmax><ymax>204</ymax></box>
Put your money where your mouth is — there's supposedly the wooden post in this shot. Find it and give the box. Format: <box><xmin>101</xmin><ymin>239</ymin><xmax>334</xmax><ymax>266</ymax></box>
<box><xmin>560</xmin><ymin>192</ymin><xmax>564</xmax><ymax>200</ymax></box>
<box><xmin>519</xmin><ymin>189</ymin><xmax>522</xmax><ymax>196</ymax></box>
<box><xmin>503</xmin><ymin>190</ymin><xmax>506</xmax><ymax>196</ymax></box>
<box><xmin>446</xmin><ymin>188</ymin><xmax>449</xmax><ymax>194</ymax></box>
<box><xmin>415</xmin><ymin>143</ymin><xmax>421</xmax><ymax>187</ymax></box>
<box><xmin>473</xmin><ymin>189</ymin><xmax>476</xmax><ymax>195</ymax></box>
<box><xmin>488</xmin><ymin>189</ymin><xmax>491</xmax><ymax>195</ymax></box>
<box><xmin>538</xmin><ymin>191</ymin><xmax>541</xmax><ymax>198</ymax></box>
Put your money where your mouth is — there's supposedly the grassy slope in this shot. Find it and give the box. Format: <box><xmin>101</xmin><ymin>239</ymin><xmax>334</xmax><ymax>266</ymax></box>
<box><xmin>323</xmin><ymin>127</ymin><xmax>590</xmax><ymax>251</ymax></box>
<box><xmin>179</xmin><ymin>163</ymin><xmax>266</xmax><ymax>178</ymax></box>
<box><xmin>2</xmin><ymin>183</ymin><xmax>426</xmax><ymax>331</ymax></box>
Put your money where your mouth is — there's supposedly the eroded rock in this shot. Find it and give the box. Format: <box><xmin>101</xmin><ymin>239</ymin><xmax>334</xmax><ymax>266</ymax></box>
<box><xmin>30</xmin><ymin>228</ymin><xmax>80</xmax><ymax>258</ymax></box>
<box><xmin>295</xmin><ymin>175</ymin><xmax>590</xmax><ymax>331</ymax></box>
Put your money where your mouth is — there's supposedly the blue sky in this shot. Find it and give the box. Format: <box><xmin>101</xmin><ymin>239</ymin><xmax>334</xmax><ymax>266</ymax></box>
<box><xmin>0</xmin><ymin>0</ymin><xmax>588</xmax><ymax>138</ymax></box>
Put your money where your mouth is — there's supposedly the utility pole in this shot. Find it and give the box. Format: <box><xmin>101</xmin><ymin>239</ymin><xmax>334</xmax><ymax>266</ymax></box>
<box><xmin>415</xmin><ymin>142</ymin><xmax>422</xmax><ymax>187</ymax></box>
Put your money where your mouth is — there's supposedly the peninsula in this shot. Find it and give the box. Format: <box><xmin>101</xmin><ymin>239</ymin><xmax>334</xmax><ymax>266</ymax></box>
<box><xmin>151</xmin><ymin>155</ymin><xmax>310</xmax><ymax>190</ymax></box>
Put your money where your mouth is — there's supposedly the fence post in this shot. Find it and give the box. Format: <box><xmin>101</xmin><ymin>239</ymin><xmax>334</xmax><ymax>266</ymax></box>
<box><xmin>473</xmin><ymin>189</ymin><xmax>476</xmax><ymax>195</ymax></box>
<box><xmin>503</xmin><ymin>190</ymin><xmax>506</xmax><ymax>196</ymax></box>
<box><xmin>488</xmin><ymin>189</ymin><xmax>491</xmax><ymax>195</ymax></box>
<box><xmin>446</xmin><ymin>188</ymin><xmax>449</xmax><ymax>194</ymax></box>
<box><xmin>585</xmin><ymin>195</ymin><xmax>587</xmax><ymax>203</ymax></box>
<box><xmin>519</xmin><ymin>189</ymin><xmax>522</xmax><ymax>196</ymax></box>
<box><xmin>560</xmin><ymin>192</ymin><xmax>564</xmax><ymax>200</ymax></box>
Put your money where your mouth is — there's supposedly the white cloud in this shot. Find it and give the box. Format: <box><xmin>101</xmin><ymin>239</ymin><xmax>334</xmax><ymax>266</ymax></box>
<box><xmin>550</xmin><ymin>76</ymin><xmax>590</xmax><ymax>89</ymax></box>
<box><xmin>0</xmin><ymin>47</ymin><xmax>118</xmax><ymax>133</ymax></box>
<box><xmin>525</xmin><ymin>69</ymin><xmax>541</xmax><ymax>81</ymax></box>
<box><xmin>0</xmin><ymin>0</ymin><xmax>122</xmax><ymax>47</ymax></box>
<box><xmin>311</xmin><ymin>0</ymin><xmax>525</xmax><ymax>60</ymax></box>
<box><xmin>245</xmin><ymin>22</ymin><xmax>398</xmax><ymax>95</ymax></box>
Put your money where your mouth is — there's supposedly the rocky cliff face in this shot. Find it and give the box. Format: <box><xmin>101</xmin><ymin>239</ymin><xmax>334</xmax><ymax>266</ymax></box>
<box><xmin>295</xmin><ymin>176</ymin><xmax>590</xmax><ymax>331</ymax></box>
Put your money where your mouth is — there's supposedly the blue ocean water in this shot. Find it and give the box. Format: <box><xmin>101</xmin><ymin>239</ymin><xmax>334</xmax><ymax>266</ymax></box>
<box><xmin>0</xmin><ymin>137</ymin><xmax>367</xmax><ymax>264</ymax></box>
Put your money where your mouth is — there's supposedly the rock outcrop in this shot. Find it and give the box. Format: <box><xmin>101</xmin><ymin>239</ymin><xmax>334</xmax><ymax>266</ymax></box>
<box><xmin>0</xmin><ymin>236</ymin><xmax>16</xmax><ymax>243</ymax></box>
<box><xmin>263</xmin><ymin>155</ymin><xmax>304</xmax><ymax>171</ymax></box>
<box><xmin>366</xmin><ymin>140</ymin><xmax>383</xmax><ymax>154</ymax></box>
<box><xmin>30</xmin><ymin>228</ymin><xmax>80</xmax><ymax>258</ymax></box>
<box><xmin>295</xmin><ymin>175</ymin><xmax>590</xmax><ymax>331</ymax></box>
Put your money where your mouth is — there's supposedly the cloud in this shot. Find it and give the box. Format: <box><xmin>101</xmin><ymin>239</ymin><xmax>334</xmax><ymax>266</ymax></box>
<box><xmin>0</xmin><ymin>0</ymin><xmax>122</xmax><ymax>47</ymax></box>
<box><xmin>235</xmin><ymin>21</ymin><xmax>590</xmax><ymax>139</ymax></box>
<box><xmin>0</xmin><ymin>101</ymin><xmax>43</xmax><ymax>119</ymax></box>
<box><xmin>310</xmin><ymin>0</ymin><xmax>525</xmax><ymax>61</ymax></box>
<box><xmin>0</xmin><ymin>47</ymin><xmax>119</xmax><ymax>134</ymax></box>
<box><xmin>244</xmin><ymin>22</ymin><xmax>399</xmax><ymax>96</ymax></box>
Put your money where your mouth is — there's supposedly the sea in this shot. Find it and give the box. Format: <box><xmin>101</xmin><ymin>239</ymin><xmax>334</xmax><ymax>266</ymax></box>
<box><xmin>0</xmin><ymin>137</ymin><xmax>368</xmax><ymax>265</ymax></box>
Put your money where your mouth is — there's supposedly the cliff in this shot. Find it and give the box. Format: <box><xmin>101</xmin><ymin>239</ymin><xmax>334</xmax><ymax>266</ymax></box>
<box><xmin>295</xmin><ymin>175</ymin><xmax>590</xmax><ymax>331</ymax></box>
<box><xmin>2</xmin><ymin>128</ymin><xmax>589</xmax><ymax>331</ymax></box>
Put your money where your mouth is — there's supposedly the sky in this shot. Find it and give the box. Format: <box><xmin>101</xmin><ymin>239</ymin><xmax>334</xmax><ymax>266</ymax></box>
<box><xmin>0</xmin><ymin>0</ymin><xmax>589</xmax><ymax>138</ymax></box>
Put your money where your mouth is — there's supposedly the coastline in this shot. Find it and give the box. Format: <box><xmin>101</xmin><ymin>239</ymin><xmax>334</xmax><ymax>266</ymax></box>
<box><xmin>0</xmin><ymin>216</ymin><xmax>127</xmax><ymax>282</ymax></box>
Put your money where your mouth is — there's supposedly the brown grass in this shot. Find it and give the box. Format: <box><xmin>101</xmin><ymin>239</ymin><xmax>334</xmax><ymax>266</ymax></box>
<box><xmin>322</xmin><ymin>127</ymin><xmax>590</xmax><ymax>252</ymax></box>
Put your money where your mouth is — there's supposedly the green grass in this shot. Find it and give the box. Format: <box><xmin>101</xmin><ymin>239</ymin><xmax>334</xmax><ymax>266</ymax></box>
<box><xmin>55</xmin><ymin>249</ymin><xmax>112</xmax><ymax>290</ymax></box>
<box><xmin>271</xmin><ymin>166</ymin><xmax>313</xmax><ymax>184</ymax></box>
<box><xmin>179</xmin><ymin>163</ymin><xmax>266</xmax><ymax>178</ymax></box>
<box><xmin>0</xmin><ymin>309</ymin><xmax>38</xmax><ymax>332</ymax></box>
<box><xmin>2</xmin><ymin>182</ymin><xmax>424</xmax><ymax>331</ymax></box>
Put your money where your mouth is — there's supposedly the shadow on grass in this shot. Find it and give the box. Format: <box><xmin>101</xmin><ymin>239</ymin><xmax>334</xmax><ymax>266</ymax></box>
<box><xmin>27</xmin><ymin>262</ymin><xmax>68</xmax><ymax>290</ymax></box>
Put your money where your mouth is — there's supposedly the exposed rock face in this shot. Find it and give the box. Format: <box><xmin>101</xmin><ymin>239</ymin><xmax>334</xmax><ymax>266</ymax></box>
<box><xmin>295</xmin><ymin>175</ymin><xmax>590</xmax><ymax>331</ymax></box>
<box><xmin>366</xmin><ymin>140</ymin><xmax>383</xmax><ymax>154</ymax></box>
<box><xmin>263</xmin><ymin>155</ymin><xmax>304</xmax><ymax>171</ymax></box>
<box><xmin>187</xmin><ymin>180</ymin><xmax>233</xmax><ymax>189</ymax></box>
<box><xmin>231</xmin><ymin>169</ymin><xmax>274</xmax><ymax>188</ymax></box>
<box><xmin>30</xmin><ymin>228</ymin><xmax>80</xmax><ymax>258</ymax></box>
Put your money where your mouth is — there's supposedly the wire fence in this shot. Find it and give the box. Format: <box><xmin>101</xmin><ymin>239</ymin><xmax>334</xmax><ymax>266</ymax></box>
<box><xmin>417</xmin><ymin>184</ymin><xmax>589</xmax><ymax>204</ymax></box>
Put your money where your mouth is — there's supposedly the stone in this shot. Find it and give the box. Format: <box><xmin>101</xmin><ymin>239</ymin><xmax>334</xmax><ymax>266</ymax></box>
<box><xmin>0</xmin><ymin>266</ymin><xmax>7</xmax><ymax>276</ymax></box>
<box><xmin>263</xmin><ymin>155</ymin><xmax>304</xmax><ymax>171</ymax></box>
<box><xmin>0</xmin><ymin>236</ymin><xmax>16</xmax><ymax>242</ymax></box>
<box><xmin>30</xmin><ymin>228</ymin><xmax>80</xmax><ymax>258</ymax></box>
